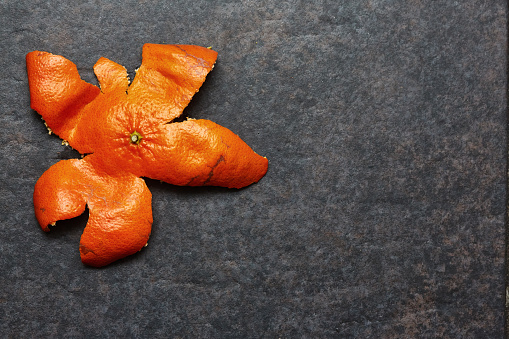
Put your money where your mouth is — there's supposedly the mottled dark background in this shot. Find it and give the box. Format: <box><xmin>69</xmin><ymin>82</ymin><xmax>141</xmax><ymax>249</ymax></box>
<box><xmin>0</xmin><ymin>1</ymin><xmax>506</xmax><ymax>338</ymax></box>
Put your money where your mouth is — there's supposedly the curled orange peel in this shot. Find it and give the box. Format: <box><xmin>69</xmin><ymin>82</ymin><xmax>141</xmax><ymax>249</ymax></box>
<box><xmin>27</xmin><ymin>44</ymin><xmax>268</xmax><ymax>267</ymax></box>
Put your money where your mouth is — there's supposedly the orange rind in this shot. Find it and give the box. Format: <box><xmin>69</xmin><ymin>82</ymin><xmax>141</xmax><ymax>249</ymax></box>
<box><xmin>27</xmin><ymin>44</ymin><xmax>268</xmax><ymax>267</ymax></box>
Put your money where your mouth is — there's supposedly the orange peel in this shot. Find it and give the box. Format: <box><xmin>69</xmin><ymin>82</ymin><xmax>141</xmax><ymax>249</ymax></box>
<box><xmin>27</xmin><ymin>44</ymin><xmax>268</xmax><ymax>267</ymax></box>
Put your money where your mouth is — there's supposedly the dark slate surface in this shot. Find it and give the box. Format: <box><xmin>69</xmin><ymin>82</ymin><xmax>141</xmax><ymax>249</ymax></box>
<box><xmin>0</xmin><ymin>1</ymin><xmax>506</xmax><ymax>338</ymax></box>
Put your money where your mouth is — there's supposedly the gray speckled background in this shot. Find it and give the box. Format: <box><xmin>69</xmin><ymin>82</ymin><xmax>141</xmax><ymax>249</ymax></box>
<box><xmin>1</xmin><ymin>1</ymin><xmax>506</xmax><ymax>338</ymax></box>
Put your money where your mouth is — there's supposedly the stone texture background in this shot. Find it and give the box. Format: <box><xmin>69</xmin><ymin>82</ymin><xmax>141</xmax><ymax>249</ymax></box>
<box><xmin>0</xmin><ymin>1</ymin><xmax>506</xmax><ymax>337</ymax></box>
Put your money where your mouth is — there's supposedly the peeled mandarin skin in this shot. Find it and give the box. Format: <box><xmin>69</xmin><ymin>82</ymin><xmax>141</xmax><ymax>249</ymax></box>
<box><xmin>27</xmin><ymin>44</ymin><xmax>268</xmax><ymax>267</ymax></box>
<box><xmin>26</xmin><ymin>51</ymin><xmax>100</xmax><ymax>145</ymax></box>
<box><xmin>137</xmin><ymin>119</ymin><xmax>269</xmax><ymax>188</ymax></box>
<box><xmin>34</xmin><ymin>155</ymin><xmax>152</xmax><ymax>267</ymax></box>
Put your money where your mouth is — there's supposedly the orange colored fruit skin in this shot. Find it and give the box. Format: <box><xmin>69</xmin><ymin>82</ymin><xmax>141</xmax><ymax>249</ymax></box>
<box><xmin>138</xmin><ymin>119</ymin><xmax>269</xmax><ymax>188</ymax></box>
<box><xmin>34</xmin><ymin>156</ymin><xmax>153</xmax><ymax>267</ymax></box>
<box><xmin>26</xmin><ymin>51</ymin><xmax>100</xmax><ymax>144</ymax></box>
<box><xmin>28</xmin><ymin>44</ymin><xmax>268</xmax><ymax>267</ymax></box>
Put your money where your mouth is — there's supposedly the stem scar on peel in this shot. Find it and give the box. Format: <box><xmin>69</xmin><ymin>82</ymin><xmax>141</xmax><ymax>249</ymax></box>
<box><xmin>130</xmin><ymin>131</ymin><xmax>143</xmax><ymax>145</ymax></box>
